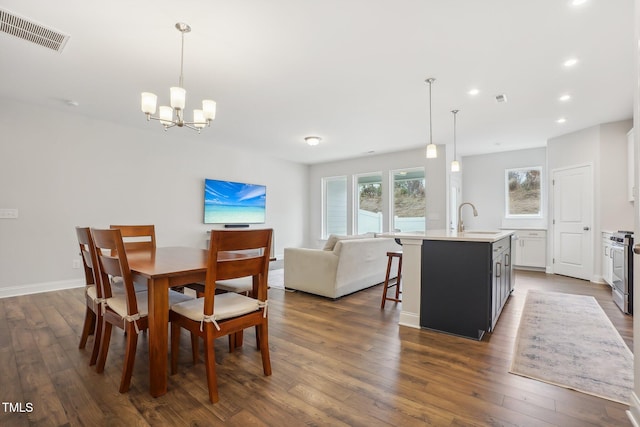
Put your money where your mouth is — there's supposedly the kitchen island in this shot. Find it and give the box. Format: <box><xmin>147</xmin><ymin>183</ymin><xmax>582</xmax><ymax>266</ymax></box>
<box><xmin>380</xmin><ymin>230</ymin><xmax>515</xmax><ymax>340</ymax></box>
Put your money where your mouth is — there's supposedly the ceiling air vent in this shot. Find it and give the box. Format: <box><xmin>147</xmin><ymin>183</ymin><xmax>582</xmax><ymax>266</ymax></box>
<box><xmin>0</xmin><ymin>9</ymin><xmax>69</xmax><ymax>52</ymax></box>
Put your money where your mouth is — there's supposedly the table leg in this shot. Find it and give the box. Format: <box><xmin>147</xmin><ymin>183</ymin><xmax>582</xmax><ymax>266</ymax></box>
<box><xmin>148</xmin><ymin>277</ymin><xmax>169</xmax><ymax>397</ymax></box>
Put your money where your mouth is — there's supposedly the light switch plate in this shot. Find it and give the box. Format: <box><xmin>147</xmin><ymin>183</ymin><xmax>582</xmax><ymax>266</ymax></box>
<box><xmin>0</xmin><ymin>209</ymin><xmax>19</xmax><ymax>219</ymax></box>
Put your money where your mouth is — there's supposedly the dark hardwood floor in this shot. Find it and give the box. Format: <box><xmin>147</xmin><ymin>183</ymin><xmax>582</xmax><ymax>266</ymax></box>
<box><xmin>0</xmin><ymin>270</ymin><xmax>633</xmax><ymax>426</ymax></box>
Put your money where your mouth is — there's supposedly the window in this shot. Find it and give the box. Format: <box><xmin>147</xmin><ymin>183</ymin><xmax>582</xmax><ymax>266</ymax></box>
<box><xmin>356</xmin><ymin>173</ymin><xmax>383</xmax><ymax>234</ymax></box>
<box><xmin>505</xmin><ymin>167</ymin><xmax>542</xmax><ymax>217</ymax></box>
<box><xmin>322</xmin><ymin>176</ymin><xmax>347</xmax><ymax>238</ymax></box>
<box><xmin>391</xmin><ymin>168</ymin><xmax>425</xmax><ymax>232</ymax></box>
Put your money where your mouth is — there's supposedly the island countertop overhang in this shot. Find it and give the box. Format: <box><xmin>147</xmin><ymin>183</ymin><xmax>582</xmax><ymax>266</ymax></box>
<box><xmin>380</xmin><ymin>229</ymin><xmax>515</xmax><ymax>243</ymax></box>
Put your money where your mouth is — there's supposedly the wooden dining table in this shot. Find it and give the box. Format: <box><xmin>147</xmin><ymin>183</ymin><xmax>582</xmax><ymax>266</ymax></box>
<box><xmin>126</xmin><ymin>246</ymin><xmax>209</xmax><ymax>398</ymax></box>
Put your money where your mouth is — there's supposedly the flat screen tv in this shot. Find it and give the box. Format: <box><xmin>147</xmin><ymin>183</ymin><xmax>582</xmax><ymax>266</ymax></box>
<box><xmin>204</xmin><ymin>179</ymin><xmax>266</xmax><ymax>224</ymax></box>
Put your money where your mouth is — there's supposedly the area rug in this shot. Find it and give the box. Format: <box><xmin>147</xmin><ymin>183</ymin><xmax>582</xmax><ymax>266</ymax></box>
<box><xmin>510</xmin><ymin>290</ymin><xmax>633</xmax><ymax>405</ymax></box>
<box><xmin>268</xmin><ymin>268</ymin><xmax>285</xmax><ymax>289</ymax></box>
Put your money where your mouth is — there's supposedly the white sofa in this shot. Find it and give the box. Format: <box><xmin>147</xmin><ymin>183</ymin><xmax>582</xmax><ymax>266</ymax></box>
<box><xmin>284</xmin><ymin>235</ymin><xmax>401</xmax><ymax>299</ymax></box>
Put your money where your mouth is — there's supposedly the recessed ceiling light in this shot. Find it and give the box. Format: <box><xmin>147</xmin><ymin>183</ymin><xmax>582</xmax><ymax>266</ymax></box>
<box><xmin>559</xmin><ymin>94</ymin><xmax>571</xmax><ymax>102</ymax></box>
<box><xmin>571</xmin><ymin>0</ymin><xmax>587</xmax><ymax>6</ymax></box>
<box><xmin>563</xmin><ymin>58</ymin><xmax>578</xmax><ymax>67</ymax></box>
<box><xmin>556</xmin><ymin>117</ymin><xmax>567</xmax><ymax>124</ymax></box>
<box><xmin>468</xmin><ymin>88</ymin><xmax>479</xmax><ymax>96</ymax></box>
<box><xmin>304</xmin><ymin>136</ymin><xmax>321</xmax><ymax>146</ymax></box>
<box><xmin>65</xmin><ymin>100</ymin><xmax>79</xmax><ymax>107</ymax></box>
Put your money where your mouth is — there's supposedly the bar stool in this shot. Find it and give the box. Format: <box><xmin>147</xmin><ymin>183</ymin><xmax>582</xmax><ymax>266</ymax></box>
<box><xmin>381</xmin><ymin>251</ymin><xmax>402</xmax><ymax>309</ymax></box>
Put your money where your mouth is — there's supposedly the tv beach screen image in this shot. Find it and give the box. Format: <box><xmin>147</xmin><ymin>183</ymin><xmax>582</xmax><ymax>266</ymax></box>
<box><xmin>204</xmin><ymin>179</ymin><xmax>266</xmax><ymax>224</ymax></box>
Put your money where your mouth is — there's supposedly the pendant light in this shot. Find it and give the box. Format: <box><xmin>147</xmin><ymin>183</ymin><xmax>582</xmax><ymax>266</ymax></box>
<box><xmin>451</xmin><ymin>109</ymin><xmax>460</xmax><ymax>172</ymax></box>
<box><xmin>425</xmin><ymin>78</ymin><xmax>437</xmax><ymax>159</ymax></box>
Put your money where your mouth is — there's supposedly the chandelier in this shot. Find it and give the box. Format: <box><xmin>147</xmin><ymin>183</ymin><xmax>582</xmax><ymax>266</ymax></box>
<box><xmin>425</xmin><ymin>78</ymin><xmax>437</xmax><ymax>158</ymax></box>
<box><xmin>140</xmin><ymin>23</ymin><xmax>216</xmax><ymax>132</ymax></box>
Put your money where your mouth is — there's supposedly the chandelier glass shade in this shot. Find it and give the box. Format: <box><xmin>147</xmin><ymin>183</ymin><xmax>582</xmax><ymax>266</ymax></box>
<box><xmin>141</xmin><ymin>23</ymin><xmax>216</xmax><ymax>132</ymax></box>
<box><xmin>425</xmin><ymin>78</ymin><xmax>437</xmax><ymax>159</ymax></box>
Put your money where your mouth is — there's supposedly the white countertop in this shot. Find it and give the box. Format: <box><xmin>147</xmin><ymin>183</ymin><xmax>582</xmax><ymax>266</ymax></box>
<box><xmin>380</xmin><ymin>229</ymin><xmax>515</xmax><ymax>243</ymax></box>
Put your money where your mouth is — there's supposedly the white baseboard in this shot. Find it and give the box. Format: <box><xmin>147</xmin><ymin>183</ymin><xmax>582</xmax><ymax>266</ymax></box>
<box><xmin>628</xmin><ymin>392</ymin><xmax>640</xmax><ymax>427</ymax></box>
<box><xmin>513</xmin><ymin>266</ymin><xmax>546</xmax><ymax>272</ymax></box>
<box><xmin>399</xmin><ymin>311</ymin><xmax>420</xmax><ymax>329</ymax></box>
<box><xmin>0</xmin><ymin>279</ymin><xmax>84</xmax><ymax>299</ymax></box>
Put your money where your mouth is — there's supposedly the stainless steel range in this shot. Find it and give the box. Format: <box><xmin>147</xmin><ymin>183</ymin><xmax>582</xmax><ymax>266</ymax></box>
<box><xmin>610</xmin><ymin>231</ymin><xmax>634</xmax><ymax>315</ymax></box>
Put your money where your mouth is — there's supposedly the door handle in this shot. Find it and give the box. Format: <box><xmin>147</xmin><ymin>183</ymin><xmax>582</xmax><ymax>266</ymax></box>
<box><xmin>583</xmin><ymin>226</ymin><xmax>590</xmax><ymax>231</ymax></box>
<box><xmin>634</xmin><ymin>244</ymin><xmax>640</xmax><ymax>255</ymax></box>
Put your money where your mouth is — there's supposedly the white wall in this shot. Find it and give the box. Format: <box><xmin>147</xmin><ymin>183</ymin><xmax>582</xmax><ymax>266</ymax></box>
<box><xmin>547</xmin><ymin>119</ymin><xmax>633</xmax><ymax>282</ymax></box>
<box><xmin>0</xmin><ymin>101</ymin><xmax>308</xmax><ymax>297</ymax></box>
<box><xmin>307</xmin><ymin>147</ymin><xmax>447</xmax><ymax>248</ymax></box>
<box><xmin>461</xmin><ymin>147</ymin><xmax>547</xmax><ymax>230</ymax></box>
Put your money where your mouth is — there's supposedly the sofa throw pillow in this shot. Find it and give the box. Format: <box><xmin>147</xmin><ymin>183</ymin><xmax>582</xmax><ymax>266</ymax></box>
<box><xmin>323</xmin><ymin>234</ymin><xmax>341</xmax><ymax>250</ymax></box>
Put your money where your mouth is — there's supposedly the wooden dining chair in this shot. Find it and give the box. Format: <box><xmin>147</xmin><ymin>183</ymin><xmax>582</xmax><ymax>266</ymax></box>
<box><xmin>91</xmin><ymin>227</ymin><xmax>194</xmax><ymax>393</ymax></box>
<box><xmin>75</xmin><ymin>226</ymin><xmax>103</xmax><ymax>366</ymax></box>
<box><xmin>169</xmin><ymin>229</ymin><xmax>273</xmax><ymax>403</ymax></box>
<box><xmin>109</xmin><ymin>224</ymin><xmax>156</xmax><ymax>292</ymax></box>
<box><xmin>109</xmin><ymin>224</ymin><xmax>156</xmax><ymax>251</ymax></box>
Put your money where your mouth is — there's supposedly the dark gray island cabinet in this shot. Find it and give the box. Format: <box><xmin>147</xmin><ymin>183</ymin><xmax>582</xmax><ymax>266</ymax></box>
<box><xmin>420</xmin><ymin>234</ymin><xmax>513</xmax><ymax>340</ymax></box>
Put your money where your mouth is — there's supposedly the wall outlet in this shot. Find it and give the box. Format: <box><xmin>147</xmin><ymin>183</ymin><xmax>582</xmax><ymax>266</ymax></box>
<box><xmin>72</xmin><ymin>259</ymin><xmax>81</xmax><ymax>269</ymax></box>
<box><xmin>0</xmin><ymin>209</ymin><xmax>18</xmax><ymax>219</ymax></box>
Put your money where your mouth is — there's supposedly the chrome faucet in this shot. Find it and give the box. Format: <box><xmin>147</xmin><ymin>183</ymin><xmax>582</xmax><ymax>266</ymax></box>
<box><xmin>457</xmin><ymin>202</ymin><xmax>478</xmax><ymax>232</ymax></box>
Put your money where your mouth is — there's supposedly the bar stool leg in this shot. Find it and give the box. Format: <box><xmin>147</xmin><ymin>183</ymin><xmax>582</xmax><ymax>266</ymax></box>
<box><xmin>381</xmin><ymin>252</ymin><xmax>402</xmax><ymax>309</ymax></box>
<box><xmin>381</xmin><ymin>254</ymin><xmax>394</xmax><ymax>309</ymax></box>
<box><xmin>395</xmin><ymin>255</ymin><xmax>402</xmax><ymax>300</ymax></box>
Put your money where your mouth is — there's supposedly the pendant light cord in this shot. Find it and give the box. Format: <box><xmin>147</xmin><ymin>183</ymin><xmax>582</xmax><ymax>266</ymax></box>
<box><xmin>429</xmin><ymin>80</ymin><xmax>433</xmax><ymax>144</ymax></box>
<box><xmin>179</xmin><ymin>30</ymin><xmax>185</xmax><ymax>88</ymax></box>
<box><xmin>452</xmin><ymin>110</ymin><xmax>458</xmax><ymax>158</ymax></box>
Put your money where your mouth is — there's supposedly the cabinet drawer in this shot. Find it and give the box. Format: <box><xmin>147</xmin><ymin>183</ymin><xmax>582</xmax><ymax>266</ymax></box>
<box><xmin>516</xmin><ymin>230</ymin><xmax>546</xmax><ymax>238</ymax></box>
<box><xmin>492</xmin><ymin>237</ymin><xmax>510</xmax><ymax>257</ymax></box>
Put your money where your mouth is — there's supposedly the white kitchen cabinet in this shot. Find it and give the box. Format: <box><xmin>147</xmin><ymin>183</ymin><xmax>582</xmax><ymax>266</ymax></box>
<box><xmin>513</xmin><ymin>229</ymin><xmax>546</xmax><ymax>269</ymax></box>
<box><xmin>628</xmin><ymin>129</ymin><xmax>635</xmax><ymax>202</ymax></box>
<box><xmin>602</xmin><ymin>231</ymin><xmax>614</xmax><ymax>286</ymax></box>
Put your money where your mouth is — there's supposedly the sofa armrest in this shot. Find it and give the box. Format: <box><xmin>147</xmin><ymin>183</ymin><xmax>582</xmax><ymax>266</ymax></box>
<box><xmin>284</xmin><ymin>248</ymin><xmax>339</xmax><ymax>297</ymax></box>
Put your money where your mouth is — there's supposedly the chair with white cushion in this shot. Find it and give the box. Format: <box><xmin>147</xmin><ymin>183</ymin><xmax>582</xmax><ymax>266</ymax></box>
<box><xmin>91</xmin><ymin>227</ymin><xmax>193</xmax><ymax>393</ymax></box>
<box><xmin>169</xmin><ymin>229</ymin><xmax>273</xmax><ymax>403</ymax></box>
<box><xmin>76</xmin><ymin>226</ymin><xmax>103</xmax><ymax>366</ymax></box>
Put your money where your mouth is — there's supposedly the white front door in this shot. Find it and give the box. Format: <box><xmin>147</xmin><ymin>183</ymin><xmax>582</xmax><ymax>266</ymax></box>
<box><xmin>552</xmin><ymin>164</ymin><xmax>593</xmax><ymax>281</ymax></box>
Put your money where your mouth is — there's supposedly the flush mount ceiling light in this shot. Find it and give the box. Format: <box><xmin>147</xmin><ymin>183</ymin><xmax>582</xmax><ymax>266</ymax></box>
<box><xmin>559</xmin><ymin>94</ymin><xmax>571</xmax><ymax>102</ymax></box>
<box><xmin>556</xmin><ymin>117</ymin><xmax>567</xmax><ymax>123</ymax></box>
<box><xmin>305</xmin><ymin>136</ymin><xmax>321</xmax><ymax>146</ymax></box>
<box><xmin>141</xmin><ymin>23</ymin><xmax>216</xmax><ymax>133</ymax></box>
<box><xmin>450</xmin><ymin>110</ymin><xmax>460</xmax><ymax>172</ymax></box>
<box><xmin>425</xmin><ymin>78</ymin><xmax>437</xmax><ymax>159</ymax></box>
<box><xmin>468</xmin><ymin>88</ymin><xmax>480</xmax><ymax>96</ymax></box>
<box><xmin>563</xmin><ymin>58</ymin><xmax>578</xmax><ymax>68</ymax></box>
